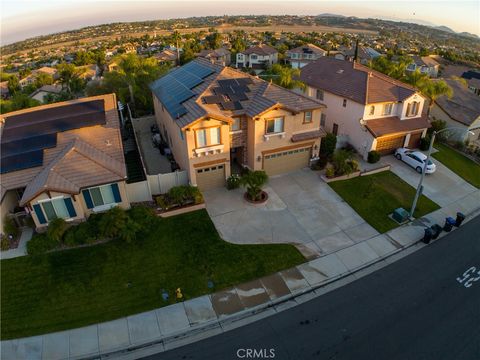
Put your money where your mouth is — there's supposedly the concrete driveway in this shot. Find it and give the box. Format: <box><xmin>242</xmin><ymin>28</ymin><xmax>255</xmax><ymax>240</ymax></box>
<box><xmin>203</xmin><ymin>169</ymin><xmax>380</xmax><ymax>258</ymax></box>
<box><xmin>385</xmin><ymin>154</ymin><xmax>478</xmax><ymax>208</ymax></box>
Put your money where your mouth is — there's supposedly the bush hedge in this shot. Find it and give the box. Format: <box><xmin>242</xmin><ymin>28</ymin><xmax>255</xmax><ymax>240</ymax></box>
<box><xmin>367</xmin><ymin>150</ymin><xmax>381</xmax><ymax>164</ymax></box>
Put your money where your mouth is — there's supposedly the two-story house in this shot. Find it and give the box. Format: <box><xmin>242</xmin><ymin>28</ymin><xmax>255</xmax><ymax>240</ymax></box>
<box><xmin>196</xmin><ymin>48</ymin><xmax>231</xmax><ymax>66</ymax></box>
<box><xmin>299</xmin><ymin>57</ymin><xmax>430</xmax><ymax>159</ymax></box>
<box><xmin>334</xmin><ymin>46</ymin><xmax>381</xmax><ymax>65</ymax></box>
<box><xmin>236</xmin><ymin>45</ymin><xmax>278</xmax><ymax>72</ymax></box>
<box><xmin>406</xmin><ymin>56</ymin><xmax>440</xmax><ymax>78</ymax></box>
<box><xmin>150</xmin><ymin>58</ymin><xmax>326</xmax><ymax>191</ymax></box>
<box><xmin>286</xmin><ymin>44</ymin><xmax>327</xmax><ymax>69</ymax></box>
<box><xmin>0</xmin><ymin>94</ymin><xmax>130</xmax><ymax>234</ymax></box>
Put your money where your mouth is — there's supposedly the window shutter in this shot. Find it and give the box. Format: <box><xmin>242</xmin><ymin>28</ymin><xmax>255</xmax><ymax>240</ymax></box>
<box><xmin>82</xmin><ymin>189</ymin><xmax>94</xmax><ymax>209</ymax></box>
<box><xmin>111</xmin><ymin>183</ymin><xmax>122</xmax><ymax>203</ymax></box>
<box><xmin>64</xmin><ymin>198</ymin><xmax>77</xmax><ymax>217</ymax></box>
<box><xmin>33</xmin><ymin>204</ymin><xmax>47</xmax><ymax>224</ymax></box>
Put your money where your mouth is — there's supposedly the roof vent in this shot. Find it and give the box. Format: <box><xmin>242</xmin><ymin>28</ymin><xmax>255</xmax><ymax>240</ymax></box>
<box><xmin>336</xmin><ymin>69</ymin><xmax>344</xmax><ymax>74</ymax></box>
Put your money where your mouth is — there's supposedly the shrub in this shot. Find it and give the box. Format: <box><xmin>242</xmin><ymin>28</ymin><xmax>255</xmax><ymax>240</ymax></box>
<box><xmin>325</xmin><ymin>165</ymin><xmax>335</xmax><ymax>178</ymax></box>
<box><xmin>367</xmin><ymin>150</ymin><xmax>381</xmax><ymax>164</ymax></box>
<box><xmin>332</xmin><ymin>149</ymin><xmax>357</xmax><ymax>176</ymax></box>
<box><xmin>98</xmin><ymin>206</ymin><xmax>128</xmax><ymax>239</ymax></box>
<box><xmin>168</xmin><ymin>186</ymin><xmax>187</xmax><ymax>206</ymax></box>
<box><xmin>27</xmin><ymin>233</ymin><xmax>58</xmax><ymax>255</ymax></box>
<box><xmin>119</xmin><ymin>218</ymin><xmax>141</xmax><ymax>243</ymax></box>
<box><xmin>3</xmin><ymin>216</ymin><xmax>19</xmax><ymax>239</ymax></box>
<box><xmin>1</xmin><ymin>235</ymin><xmax>10</xmax><ymax>251</ymax></box>
<box><xmin>452</xmin><ymin>141</ymin><xmax>465</xmax><ymax>151</ymax></box>
<box><xmin>342</xmin><ymin>143</ymin><xmax>357</xmax><ymax>154</ymax></box>
<box><xmin>320</xmin><ymin>133</ymin><xmax>337</xmax><ymax>158</ymax></box>
<box><xmin>226</xmin><ymin>174</ymin><xmax>241</xmax><ymax>190</ymax></box>
<box><xmin>155</xmin><ymin>195</ymin><xmax>169</xmax><ymax>209</ymax></box>
<box><xmin>419</xmin><ymin>136</ymin><xmax>430</xmax><ymax>151</ymax></box>
<box><xmin>240</xmin><ymin>170</ymin><xmax>268</xmax><ymax>201</ymax></box>
<box><xmin>128</xmin><ymin>206</ymin><xmax>157</xmax><ymax>229</ymax></box>
<box><xmin>47</xmin><ymin>218</ymin><xmax>68</xmax><ymax>243</ymax></box>
<box><xmin>428</xmin><ymin>119</ymin><xmax>446</xmax><ymax>135</ymax></box>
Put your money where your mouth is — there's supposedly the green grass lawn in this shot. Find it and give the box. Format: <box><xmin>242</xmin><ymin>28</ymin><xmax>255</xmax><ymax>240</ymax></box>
<box><xmin>0</xmin><ymin>210</ymin><xmax>304</xmax><ymax>340</ymax></box>
<box><xmin>431</xmin><ymin>142</ymin><xmax>480</xmax><ymax>188</ymax></box>
<box><xmin>329</xmin><ymin>171</ymin><xmax>440</xmax><ymax>233</ymax></box>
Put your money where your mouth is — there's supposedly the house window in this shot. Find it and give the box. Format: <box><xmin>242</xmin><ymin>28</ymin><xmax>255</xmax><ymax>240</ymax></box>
<box><xmin>383</xmin><ymin>103</ymin><xmax>393</xmax><ymax>116</ymax></box>
<box><xmin>343</xmin><ymin>99</ymin><xmax>347</xmax><ymax>107</ymax></box>
<box><xmin>333</xmin><ymin>123</ymin><xmax>339</xmax><ymax>135</ymax></box>
<box><xmin>266</xmin><ymin>117</ymin><xmax>284</xmax><ymax>134</ymax></box>
<box><xmin>196</xmin><ymin>129</ymin><xmax>207</xmax><ymax>147</ymax></box>
<box><xmin>304</xmin><ymin>111</ymin><xmax>313</xmax><ymax>123</ymax></box>
<box><xmin>34</xmin><ymin>197</ymin><xmax>76</xmax><ymax>223</ymax></box>
<box><xmin>320</xmin><ymin>113</ymin><xmax>326</xmax><ymax>127</ymax></box>
<box><xmin>291</xmin><ymin>53</ymin><xmax>298</xmax><ymax>59</ymax></box>
<box><xmin>316</xmin><ymin>89</ymin><xmax>324</xmax><ymax>101</ymax></box>
<box><xmin>406</xmin><ymin>101</ymin><xmax>420</xmax><ymax>117</ymax></box>
<box><xmin>82</xmin><ymin>183</ymin><xmax>121</xmax><ymax>210</ymax></box>
<box><xmin>231</xmin><ymin>117</ymin><xmax>241</xmax><ymax>131</ymax></box>
<box><xmin>210</xmin><ymin>127</ymin><xmax>221</xmax><ymax>145</ymax></box>
<box><xmin>251</xmin><ymin>54</ymin><xmax>258</xmax><ymax>60</ymax></box>
<box><xmin>369</xmin><ymin>105</ymin><xmax>375</xmax><ymax>115</ymax></box>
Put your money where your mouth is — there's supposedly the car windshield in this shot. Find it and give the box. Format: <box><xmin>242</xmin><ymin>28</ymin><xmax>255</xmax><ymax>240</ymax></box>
<box><xmin>423</xmin><ymin>159</ymin><xmax>433</xmax><ymax>165</ymax></box>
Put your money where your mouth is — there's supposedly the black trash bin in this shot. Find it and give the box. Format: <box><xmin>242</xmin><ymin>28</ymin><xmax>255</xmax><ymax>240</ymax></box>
<box><xmin>443</xmin><ymin>217</ymin><xmax>455</xmax><ymax>232</ymax></box>
<box><xmin>455</xmin><ymin>212</ymin><xmax>466</xmax><ymax>227</ymax></box>
<box><xmin>423</xmin><ymin>228</ymin><xmax>433</xmax><ymax>244</ymax></box>
<box><xmin>431</xmin><ymin>224</ymin><xmax>442</xmax><ymax>239</ymax></box>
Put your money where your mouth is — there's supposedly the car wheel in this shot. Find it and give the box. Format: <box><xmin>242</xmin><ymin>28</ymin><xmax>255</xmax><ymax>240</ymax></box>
<box><xmin>395</xmin><ymin>154</ymin><xmax>401</xmax><ymax>160</ymax></box>
<box><xmin>416</xmin><ymin>166</ymin><xmax>422</xmax><ymax>174</ymax></box>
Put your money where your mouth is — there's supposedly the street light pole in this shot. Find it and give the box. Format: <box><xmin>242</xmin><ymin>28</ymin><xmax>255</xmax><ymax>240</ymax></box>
<box><xmin>409</xmin><ymin>127</ymin><xmax>475</xmax><ymax>219</ymax></box>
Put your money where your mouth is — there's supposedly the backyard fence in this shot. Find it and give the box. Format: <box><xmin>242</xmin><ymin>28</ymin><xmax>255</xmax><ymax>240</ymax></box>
<box><xmin>125</xmin><ymin>170</ymin><xmax>189</xmax><ymax>203</ymax></box>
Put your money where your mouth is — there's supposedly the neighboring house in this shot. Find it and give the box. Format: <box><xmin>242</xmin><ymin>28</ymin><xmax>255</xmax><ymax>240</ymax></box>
<box><xmin>35</xmin><ymin>66</ymin><xmax>59</xmax><ymax>80</ymax></box>
<box><xmin>406</xmin><ymin>56</ymin><xmax>440</xmax><ymax>78</ymax></box>
<box><xmin>461</xmin><ymin>70</ymin><xmax>480</xmax><ymax>96</ymax></box>
<box><xmin>286</xmin><ymin>44</ymin><xmax>327</xmax><ymax>69</ymax></box>
<box><xmin>76</xmin><ymin>64</ymin><xmax>97</xmax><ymax>81</ymax></box>
<box><xmin>19</xmin><ymin>74</ymin><xmax>36</xmax><ymax>88</ymax></box>
<box><xmin>334</xmin><ymin>46</ymin><xmax>381</xmax><ymax>65</ymax></box>
<box><xmin>299</xmin><ymin>57</ymin><xmax>430</xmax><ymax>159</ymax></box>
<box><xmin>154</xmin><ymin>49</ymin><xmax>178</xmax><ymax>66</ymax></box>
<box><xmin>150</xmin><ymin>58</ymin><xmax>326</xmax><ymax>191</ymax></box>
<box><xmin>0</xmin><ymin>81</ymin><xmax>9</xmax><ymax>99</ymax></box>
<box><xmin>236</xmin><ymin>44</ymin><xmax>278</xmax><ymax>72</ymax></box>
<box><xmin>430</xmin><ymin>79</ymin><xmax>480</xmax><ymax>146</ymax></box>
<box><xmin>196</xmin><ymin>48</ymin><xmax>231</xmax><ymax>66</ymax></box>
<box><xmin>29</xmin><ymin>84</ymin><xmax>63</xmax><ymax>103</ymax></box>
<box><xmin>0</xmin><ymin>94</ymin><xmax>130</xmax><ymax>233</ymax></box>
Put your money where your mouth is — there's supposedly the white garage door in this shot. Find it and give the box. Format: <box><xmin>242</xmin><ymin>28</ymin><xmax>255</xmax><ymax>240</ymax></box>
<box><xmin>196</xmin><ymin>164</ymin><xmax>226</xmax><ymax>191</ymax></box>
<box><xmin>263</xmin><ymin>147</ymin><xmax>311</xmax><ymax>176</ymax></box>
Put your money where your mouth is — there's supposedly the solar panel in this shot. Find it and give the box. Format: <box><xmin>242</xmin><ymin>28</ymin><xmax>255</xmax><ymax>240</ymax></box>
<box><xmin>220</xmin><ymin>102</ymin><xmax>236</xmax><ymax>110</ymax></box>
<box><xmin>218</xmin><ymin>79</ymin><xmax>238</xmax><ymax>88</ymax></box>
<box><xmin>183</xmin><ymin>61</ymin><xmax>215</xmax><ymax>79</ymax></box>
<box><xmin>228</xmin><ymin>93</ymin><xmax>248</xmax><ymax>102</ymax></box>
<box><xmin>237</xmin><ymin>78</ymin><xmax>253</xmax><ymax>85</ymax></box>
<box><xmin>175</xmin><ymin>68</ymin><xmax>204</xmax><ymax>89</ymax></box>
<box><xmin>1</xmin><ymin>133</ymin><xmax>57</xmax><ymax>157</ymax></box>
<box><xmin>0</xmin><ymin>151</ymin><xmax>44</xmax><ymax>174</ymax></box>
<box><xmin>203</xmin><ymin>95</ymin><xmax>225</xmax><ymax>104</ymax></box>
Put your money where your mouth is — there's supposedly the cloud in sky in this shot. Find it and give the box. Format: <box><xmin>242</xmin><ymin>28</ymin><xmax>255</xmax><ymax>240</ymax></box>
<box><xmin>1</xmin><ymin>0</ymin><xmax>479</xmax><ymax>44</ymax></box>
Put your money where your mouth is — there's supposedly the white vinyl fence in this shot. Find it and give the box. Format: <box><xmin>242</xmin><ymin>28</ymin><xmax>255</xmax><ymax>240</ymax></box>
<box><xmin>126</xmin><ymin>170</ymin><xmax>189</xmax><ymax>203</ymax></box>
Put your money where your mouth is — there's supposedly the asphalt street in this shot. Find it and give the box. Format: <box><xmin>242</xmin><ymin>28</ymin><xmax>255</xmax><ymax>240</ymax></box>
<box><xmin>144</xmin><ymin>215</ymin><xmax>480</xmax><ymax>360</ymax></box>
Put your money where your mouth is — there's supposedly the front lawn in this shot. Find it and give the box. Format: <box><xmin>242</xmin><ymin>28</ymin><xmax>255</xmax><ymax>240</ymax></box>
<box><xmin>0</xmin><ymin>209</ymin><xmax>304</xmax><ymax>340</ymax></box>
<box><xmin>329</xmin><ymin>171</ymin><xmax>440</xmax><ymax>233</ymax></box>
<box><xmin>432</xmin><ymin>142</ymin><xmax>480</xmax><ymax>188</ymax></box>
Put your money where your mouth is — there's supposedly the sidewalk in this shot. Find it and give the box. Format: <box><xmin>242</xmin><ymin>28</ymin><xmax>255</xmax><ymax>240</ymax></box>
<box><xmin>0</xmin><ymin>227</ymin><xmax>33</xmax><ymax>260</ymax></box>
<box><xmin>2</xmin><ymin>190</ymin><xmax>479</xmax><ymax>360</ymax></box>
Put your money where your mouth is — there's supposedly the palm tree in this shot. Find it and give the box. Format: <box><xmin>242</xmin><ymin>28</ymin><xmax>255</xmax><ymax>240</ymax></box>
<box><xmin>270</xmin><ymin>64</ymin><xmax>306</xmax><ymax>90</ymax></box>
<box><xmin>240</xmin><ymin>171</ymin><xmax>269</xmax><ymax>201</ymax></box>
<box><xmin>56</xmin><ymin>63</ymin><xmax>83</xmax><ymax>97</ymax></box>
<box><xmin>171</xmin><ymin>30</ymin><xmax>181</xmax><ymax>65</ymax></box>
<box><xmin>421</xmin><ymin>80</ymin><xmax>453</xmax><ymax>117</ymax></box>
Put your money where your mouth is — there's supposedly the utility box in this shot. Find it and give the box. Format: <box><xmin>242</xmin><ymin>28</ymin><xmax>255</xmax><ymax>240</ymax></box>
<box><xmin>392</xmin><ymin>207</ymin><xmax>409</xmax><ymax>223</ymax></box>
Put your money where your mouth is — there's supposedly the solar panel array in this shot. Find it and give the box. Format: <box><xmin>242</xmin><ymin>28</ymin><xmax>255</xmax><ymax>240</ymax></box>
<box><xmin>1</xmin><ymin>100</ymin><xmax>106</xmax><ymax>174</ymax></box>
<box><xmin>150</xmin><ymin>61</ymin><xmax>215</xmax><ymax>119</ymax></box>
<box><xmin>203</xmin><ymin>77</ymin><xmax>253</xmax><ymax>111</ymax></box>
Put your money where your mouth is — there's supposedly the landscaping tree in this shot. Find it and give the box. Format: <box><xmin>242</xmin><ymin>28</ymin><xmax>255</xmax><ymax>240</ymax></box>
<box><xmin>421</xmin><ymin>80</ymin><xmax>452</xmax><ymax>116</ymax></box>
<box><xmin>332</xmin><ymin>149</ymin><xmax>359</xmax><ymax>176</ymax></box>
<box><xmin>320</xmin><ymin>133</ymin><xmax>337</xmax><ymax>158</ymax></box>
<box><xmin>47</xmin><ymin>218</ymin><xmax>68</xmax><ymax>243</ymax></box>
<box><xmin>206</xmin><ymin>31</ymin><xmax>223</xmax><ymax>50</ymax></box>
<box><xmin>171</xmin><ymin>30</ymin><xmax>182</xmax><ymax>65</ymax></box>
<box><xmin>240</xmin><ymin>170</ymin><xmax>269</xmax><ymax>201</ymax></box>
<box><xmin>268</xmin><ymin>64</ymin><xmax>305</xmax><ymax>90</ymax></box>
<box><xmin>57</xmin><ymin>63</ymin><xmax>84</xmax><ymax>96</ymax></box>
<box><xmin>34</xmin><ymin>73</ymin><xmax>54</xmax><ymax>88</ymax></box>
<box><xmin>7</xmin><ymin>75</ymin><xmax>20</xmax><ymax>94</ymax></box>
<box><xmin>98</xmin><ymin>206</ymin><xmax>128</xmax><ymax>239</ymax></box>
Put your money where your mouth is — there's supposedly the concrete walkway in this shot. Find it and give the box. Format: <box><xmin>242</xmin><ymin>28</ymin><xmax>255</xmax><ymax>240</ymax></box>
<box><xmin>0</xmin><ymin>227</ymin><xmax>33</xmax><ymax>260</ymax></box>
<box><xmin>2</xmin><ymin>189</ymin><xmax>479</xmax><ymax>360</ymax></box>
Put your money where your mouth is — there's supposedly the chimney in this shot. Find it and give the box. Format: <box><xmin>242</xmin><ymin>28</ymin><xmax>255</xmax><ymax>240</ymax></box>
<box><xmin>353</xmin><ymin>39</ymin><xmax>359</xmax><ymax>62</ymax></box>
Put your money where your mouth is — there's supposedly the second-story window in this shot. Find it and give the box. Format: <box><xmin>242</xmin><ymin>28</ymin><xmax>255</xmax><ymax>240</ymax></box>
<box><xmin>266</xmin><ymin>117</ymin><xmax>284</xmax><ymax>134</ymax></box>
<box><xmin>369</xmin><ymin>105</ymin><xmax>375</xmax><ymax>115</ymax></box>
<box><xmin>406</xmin><ymin>101</ymin><xmax>420</xmax><ymax>117</ymax></box>
<box><xmin>196</xmin><ymin>127</ymin><xmax>221</xmax><ymax>147</ymax></box>
<box><xmin>304</xmin><ymin>111</ymin><xmax>313</xmax><ymax>123</ymax></box>
<box><xmin>320</xmin><ymin>113</ymin><xmax>326</xmax><ymax>127</ymax></box>
<box><xmin>316</xmin><ymin>89</ymin><xmax>324</xmax><ymax>101</ymax></box>
<box><xmin>210</xmin><ymin>127</ymin><xmax>221</xmax><ymax>145</ymax></box>
<box><xmin>343</xmin><ymin>99</ymin><xmax>347</xmax><ymax>107</ymax></box>
<box><xmin>231</xmin><ymin>117</ymin><xmax>241</xmax><ymax>131</ymax></box>
<box><xmin>383</xmin><ymin>103</ymin><xmax>393</xmax><ymax>116</ymax></box>
<box><xmin>251</xmin><ymin>54</ymin><xmax>258</xmax><ymax>60</ymax></box>
<box><xmin>196</xmin><ymin>129</ymin><xmax>207</xmax><ymax>147</ymax></box>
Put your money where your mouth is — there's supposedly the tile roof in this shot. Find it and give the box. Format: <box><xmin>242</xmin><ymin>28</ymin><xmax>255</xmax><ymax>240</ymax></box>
<box><xmin>287</xmin><ymin>44</ymin><xmax>327</xmax><ymax>55</ymax></box>
<box><xmin>197</xmin><ymin>48</ymin><xmax>230</xmax><ymax>58</ymax></box>
<box><xmin>435</xmin><ymin>79</ymin><xmax>480</xmax><ymax>126</ymax></box>
<box><xmin>365</xmin><ymin>115</ymin><xmax>431</xmax><ymax>138</ymax></box>
<box><xmin>412</xmin><ymin>56</ymin><xmax>440</xmax><ymax>68</ymax></box>
<box><xmin>151</xmin><ymin>58</ymin><xmax>325</xmax><ymax>129</ymax></box>
<box><xmin>291</xmin><ymin>129</ymin><xmax>327</xmax><ymax>142</ymax></box>
<box><xmin>242</xmin><ymin>44</ymin><xmax>278</xmax><ymax>56</ymax></box>
<box><xmin>300</xmin><ymin>57</ymin><xmax>417</xmax><ymax>104</ymax></box>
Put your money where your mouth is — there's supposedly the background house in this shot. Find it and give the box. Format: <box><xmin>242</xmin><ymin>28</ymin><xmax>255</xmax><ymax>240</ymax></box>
<box><xmin>286</xmin><ymin>44</ymin><xmax>327</xmax><ymax>69</ymax></box>
<box><xmin>0</xmin><ymin>94</ymin><xmax>129</xmax><ymax>233</ymax></box>
<box><xmin>406</xmin><ymin>56</ymin><xmax>440</xmax><ymax>78</ymax></box>
<box><xmin>461</xmin><ymin>70</ymin><xmax>480</xmax><ymax>96</ymax></box>
<box><xmin>236</xmin><ymin>44</ymin><xmax>278</xmax><ymax>72</ymax></box>
<box><xmin>334</xmin><ymin>46</ymin><xmax>381</xmax><ymax>65</ymax></box>
<box><xmin>196</xmin><ymin>48</ymin><xmax>231</xmax><ymax>66</ymax></box>
<box><xmin>150</xmin><ymin>58</ymin><xmax>325</xmax><ymax>191</ymax></box>
<box><xmin>29</xmin><ymin>84</ymin><xmax>63</xmax><ymax>103</ymax></box>
<box><xmin>299</xmin><ymin>57</ymin><xmax>429</xmax><ymax>159</ymax></box>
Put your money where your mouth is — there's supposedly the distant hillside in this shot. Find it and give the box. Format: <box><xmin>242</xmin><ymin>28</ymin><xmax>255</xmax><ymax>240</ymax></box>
<box><xmin>434</xmin><ymin>25</ymin><xmax>455</xmax><ymax>33</ymax></box>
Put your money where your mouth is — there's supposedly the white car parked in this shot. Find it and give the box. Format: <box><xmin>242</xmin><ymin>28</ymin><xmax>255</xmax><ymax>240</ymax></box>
<box><xmin>394</xmin><ymin>148</ymin><xmax>436</xmax><ymax>174</ymax></box>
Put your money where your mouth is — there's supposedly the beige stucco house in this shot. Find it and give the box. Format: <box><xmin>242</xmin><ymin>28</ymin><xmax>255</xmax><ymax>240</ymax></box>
<box><xmin>151</xmin><ymin>58</ymin><xmax>326</xmax><ymax>191</ymax></box>
<box><xmin>0</xmin><ymin>94</ymin><xmax>130</xmax><ymax>233</ymax></box>
<box><xmin>299</xmin><ymin>57</ymin><xmax>430</xmax><ymax>159</ymax></box>
<box><xmin>286</xmin><ymin>44</ymin><xmax>327</xmax><ymax>69</ymax></box>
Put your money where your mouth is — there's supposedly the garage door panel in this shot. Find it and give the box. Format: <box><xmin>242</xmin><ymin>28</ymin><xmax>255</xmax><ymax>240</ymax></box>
<box><xmin>196</xmin><ymin>164</ymin><xmax>225</xmax><ymax>191</ymax></box>
<box><xmin>263</xmin><ymin>147</ymin><xmax>311</xmax><ymax>176</ymax></box>
<box><xmin>408</xmin><ymin>132</ymin><xmax>423</xmax><ymax>149</ymax></box>
<box><xmin>376</xmin><ymin>135</ymin><xmax>405</xmax><ymax>155</ymax></box>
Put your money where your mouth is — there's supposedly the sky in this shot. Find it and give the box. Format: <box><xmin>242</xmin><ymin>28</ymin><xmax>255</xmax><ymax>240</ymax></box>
<box><xmin>1</xmin><ymin>0</ymin><xmax>479</xmax><ymax>45</ymax></box>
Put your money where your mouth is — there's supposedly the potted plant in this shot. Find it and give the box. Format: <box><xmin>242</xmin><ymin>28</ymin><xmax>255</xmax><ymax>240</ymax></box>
<box><xmin>240</xmin><ymin>170</ymin><xmax>269</xmax><ymax>203</ymax></box>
